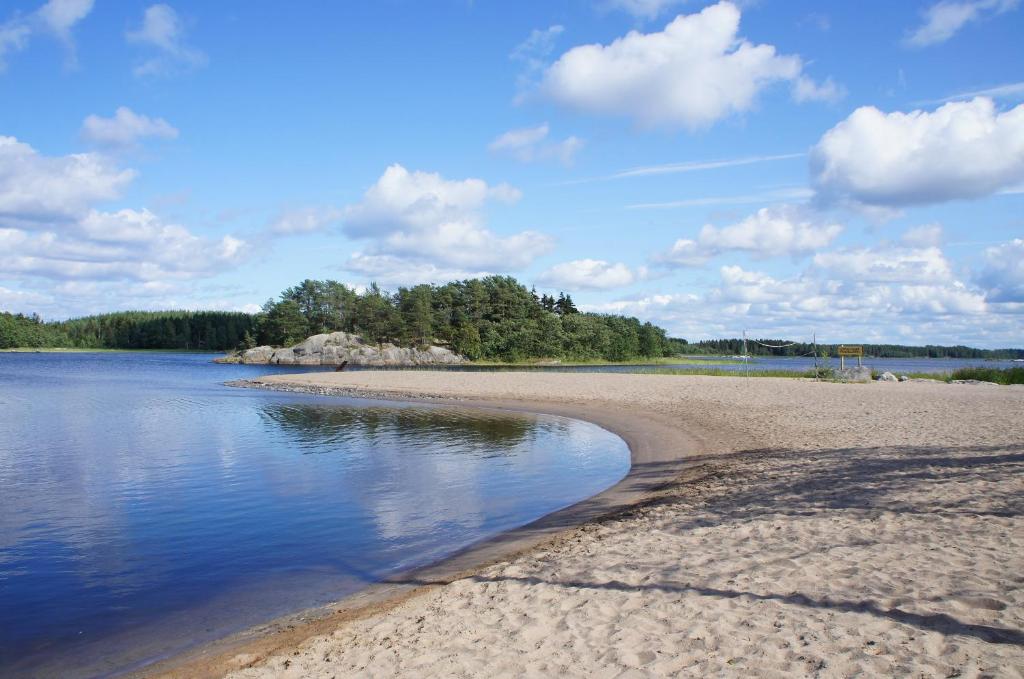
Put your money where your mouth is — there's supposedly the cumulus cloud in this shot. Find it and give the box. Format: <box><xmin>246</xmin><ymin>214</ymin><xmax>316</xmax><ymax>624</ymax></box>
<box><xmin>811</xmin><ymin>97</ymin><xmax>1024</xmax><ymax>209</ymax></box>
<box><xmin>904</xmin><ymin>0</ymin><xmax>1019</xmax><ymax>48</ymax></box>
<box><xmin>657</xmin><ymin>205</ymin><xmax>843</xmax><ymax>267</ymax></box>
<box><xmin>488</xmin><ymin>123</ymin><xmax>583</xmax><ymax>165</ymax></box>
<box><xmin>539</xmin><ymin>2</ymin><xmax>838</xmax><ymax>129</ymax></box>
<box><xmin>341</xmin><ymin>164</ymin><xmax>553</xmax><ymax>282</ymax></box>
<box><xmin>592</xmin><ymin>245</ymin><xmax>999</xmax><ymax>345</ymax></box>
<box><xmin>538</xmin><ymin>259</ymin><xmax>639</xmax><ymax>290</ymax></box>
<box><xmin>126</xmin><ymin>4</ymin><xmax>207</xmax><ymax>76</ymax></box>
<box><xmin>0</xmin><ymin>136</ymin><xmax>134</xmax><ymax>226</ymax></box>
<box><xmin>977</xmin><ymin>238</ymin><xmax>1024</xmax><ymax>302</ymax></box>
<box><xmin>268</xmin><ymin>206</ymin><xmax>343</xmax><ymax>236</ymax></box>
<box><xmin>0</xmin><ymin>134</ymin><xmax>249</xmax><ymax>304</ymax></box>
<box><xmin>345</xmin><ymin>254</ymin><xmax>493</xmax><ymax>288</ymax></box>
<box><xmin>0</xmin><ymin>0</ymin><xmax>93</xmax><ymax>70</ymax></box>
<box><xmin>80</xmin><ymin>107</ymin><xmax>179</xmax><ymax>148</ymax></box>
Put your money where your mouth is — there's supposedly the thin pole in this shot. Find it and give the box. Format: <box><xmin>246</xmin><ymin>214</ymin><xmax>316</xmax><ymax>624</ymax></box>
<box><xmin>813</xmin><ymin>331</ymin><xmax>817</xmax><ymax>381</ymax></box>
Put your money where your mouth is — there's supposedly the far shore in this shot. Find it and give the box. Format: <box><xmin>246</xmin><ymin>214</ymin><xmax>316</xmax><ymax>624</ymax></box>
<box><xmin>144</xmin><ymin>371</ymin><xmax>1024</xmax><ymax>678</ymax></box>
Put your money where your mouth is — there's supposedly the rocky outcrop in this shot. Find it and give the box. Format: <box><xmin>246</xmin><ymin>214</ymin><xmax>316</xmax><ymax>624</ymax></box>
<box><xmin>216</xmin><ymin>332</ymin><xmax>466</xmax><ymax>366</ymax></box>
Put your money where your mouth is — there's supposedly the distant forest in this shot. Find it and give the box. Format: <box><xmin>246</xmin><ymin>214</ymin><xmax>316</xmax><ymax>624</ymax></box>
<box><xmin>685</xmin><ymin>338</ymin><xmax>1024</xmax><ymax>360</ymax></box>
<box><xmin>2</xmin><ymin>276</ymin><xmax>1022</xmax><ymax>360</ymax></box>
<box><xmin>0</xmin><ymin>311</ymin><xmax>255</xmax><ymax>351</ymax></box>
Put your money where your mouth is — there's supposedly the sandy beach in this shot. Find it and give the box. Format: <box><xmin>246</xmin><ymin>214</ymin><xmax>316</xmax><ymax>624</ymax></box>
<box><xmin>156</xmin><ymin>372</ymin><xmax>1023</xmax><ymax>678</ymax></box>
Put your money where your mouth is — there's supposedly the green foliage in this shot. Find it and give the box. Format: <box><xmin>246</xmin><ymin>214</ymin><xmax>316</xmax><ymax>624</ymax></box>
<box><xmin>1</xmin><ymin>310</ymin><xmax>256</xmax><ymax>350</ymax></box>
<box><xmin>0</xmin><ymin>312</ymin><xmax>69</xmax><ymax>348</ymax></box>
<box><xmin>949</xmin><ymin>366</ymin><xmax>1024</xmax><ymax>385</ymax></box>
<box><xmin>254</xmin><ymin>275</ymin><xmax>676</xmax><ymax>362</ymax></box>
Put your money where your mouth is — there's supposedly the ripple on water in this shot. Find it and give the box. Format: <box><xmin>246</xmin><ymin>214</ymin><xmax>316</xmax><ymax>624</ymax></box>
<box><xmin>0</xmin><ymin>352</ymin><xmax>629</xmax><ymax>678</ymax></box>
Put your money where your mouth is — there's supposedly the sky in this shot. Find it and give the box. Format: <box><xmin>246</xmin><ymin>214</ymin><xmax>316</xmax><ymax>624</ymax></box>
<box><xmin>0</xmin><ymin>0</ymin><xmax>1022</xmax><ymax>347</ymax></box>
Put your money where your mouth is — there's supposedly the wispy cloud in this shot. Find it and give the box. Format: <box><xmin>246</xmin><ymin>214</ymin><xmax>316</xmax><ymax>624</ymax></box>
<box><xmin>923</xmin><ymin>81</ymin><xmax>1024</xmax><ymax>104</ymax></box>
<box><xmin>563</xmin><ymin>152</ymin><xmax>803</xmax><ymax>186</ymax></box>
<box><xmin>626</xmin><ymin>187</ymin><xmax>813</xmax><ymax>210</ymax></box>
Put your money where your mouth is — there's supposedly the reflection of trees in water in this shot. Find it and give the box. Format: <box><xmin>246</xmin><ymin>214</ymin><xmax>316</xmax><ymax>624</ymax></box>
<box><xmin>259</xmin><ymin>403</ymin><xmax>541</xmax><ymax>454</ymax></box>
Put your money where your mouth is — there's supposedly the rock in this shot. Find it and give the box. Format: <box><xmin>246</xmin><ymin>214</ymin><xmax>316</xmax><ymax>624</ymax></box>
<box><xmin>877</xmin><ymin>371</ymin><xmax>898</xmax><ymax>382</ymax></box>
<box><xmin>836</xmin><ymin>366</ymin><xmax>872</xmax><ymax>383</ymax></box>
<box><xmin>222</xmin><ymin>331</ymin><xmax>467</xmax><ymax>367</ymax></box>
<box><xmin>241</xmin><ymin>346</ymin><xmax>275</xmax><ymax>363</ymax></box>
<box><xmin>898</xmin><ymin>375</ymin><xmax>909</xmax><ymax>382</ymax></box>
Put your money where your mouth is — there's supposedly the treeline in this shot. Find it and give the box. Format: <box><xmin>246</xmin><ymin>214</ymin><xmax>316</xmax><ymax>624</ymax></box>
<box><xmin>686</xmin><ymin>338</ymin><xmax>1024</xmax><ymax>359</ymax></box>
<box><xmin>0</xmin><ymin>312</ymin><xmax>69</xmax><ymax>348</ymax></box>
<box><xmin>0</xmin><ymin>310</ymin><xmax>256</xmax><ymax>350</ymax></box>
<box><xmin>253</xmin><ymin>276</ymin><xmax>674</xmax><ymax>362</ymax></box>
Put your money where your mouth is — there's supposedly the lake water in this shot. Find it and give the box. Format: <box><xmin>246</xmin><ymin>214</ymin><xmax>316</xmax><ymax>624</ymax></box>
<box><xmin>0</xmin><ymin>353</ymin><xmax>630</xmax><ymax>677</ymax></box>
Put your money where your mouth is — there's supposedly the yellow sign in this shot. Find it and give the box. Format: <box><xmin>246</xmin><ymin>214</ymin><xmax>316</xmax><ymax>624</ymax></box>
<box><xmin>838</xmin><ymin>345</ymin><xmax>863</xmax><ymax>357</ymax></box>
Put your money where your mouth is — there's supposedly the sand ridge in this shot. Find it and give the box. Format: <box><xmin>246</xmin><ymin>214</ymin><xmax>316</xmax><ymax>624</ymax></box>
<box><xmin>181</xmin><ymin>372</ymin><xmax>1021</xmax><ymax>678</ymax></box>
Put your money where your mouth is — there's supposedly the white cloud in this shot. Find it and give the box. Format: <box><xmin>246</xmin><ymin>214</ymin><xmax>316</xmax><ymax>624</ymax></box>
<box><xmin>268</xmin><ymin>206</ymin><xmax>343</xmax><ymax>236</ymax></box>
<box><xmin>80</xmin><ymin>107</ymin><xmax>179</xmax><ymax>148</ymax></box>
<box><xmin>658</xmin><ymin>205</ymin><xmax>843</xmax><ymax>267</ymax></box>
<box><xmin>563</xmin><ymin>152</ymin><xmax>803</xmax><ymax>186</ymax></box>
<box><xmin>126</xmin><ymin>4</ymin><xmax>207</xmax><ymax>76</ymax></box>
<box><xmin>813</xmin><ymin>246</ymin><xmax>955</xmax><ymax>285</ymax></box>
<box><xmin>0</xmin><ymin>135</ymin><xmax>249</xmax><ymax>306</ymax></box>
<box><xmin>792</xmin><ymin>75</ymin><xmax>846</xmax><ymax>103</ymax></box>
<box><xmin>0</xmin><ymin>0</ymin><xmax>93</xmax><ymax>71</ymax></box>
<box><xmin>931</xmin><ymin>81</ymin><xmax>1024</xmax><ymax>104</ymax></box>
<box><xmin>488</xmin><ymin>123</ymin><xmax>584</xmax><ymax>165</ymax></box>
<box><xmin>341</xmin><ymin>164</ymin><xmax>553</xmax><ymax>278</ymax></box>
<box><xmin>538</xmin><ymin>259</ymin><xmax>639</xmax><ymax>290</ymax></box>
<box><xmin>978</xmin><ymin>238</ymin><xmax>1024</xmax><ymax>302</ymax></box>
<box><xmin>901</xmin><ymin>223</ymin><xmax>945</xmax><ymax>248</ymax></box>
<box><xmin>811</xmin><ymin>97</ymin><xmax>1024</xmax><ymax>209</ymax></box>
<box><xmin>0</xmin><ymin>136</ymin><xmax>134</xmax><ymax>226</ymax></box>
<box><xmin>510</xmin><ymin>24</ymin><xmax>563</xmax><ymax>95</ymax></box>
<box><xmin>345</xmin><ymin>254</ymin><xmax>492</xmax><ymax>288</ymax></box>
<box><xmin>540</xmin><ymin>2</ymin><xmax>836</xmax><ymax>129</ymax></box>
<box><xmin>0</xmin><ymin>20</ymin><xmax>32</xmax><ymax>71</ymax></box>
<box><xmin>904</xmin><ymin>0</ymin><xmax>1019</xmax><ymax>48</ymax></box>
<box><xmin>36</xmin><ymin>0</ymin><xmax>92</xmax><ymax>41</ymax></box>
<box><xmin>602</xmin><ymin>0</ymin><xmax>685</xmax><ymax>19</ymax></box>
<box><xmin>593</xmin><ymin>243</ymin><xmax>1000</xmax><ymax>344</ymax></box>
<box><xmin>0</xmin><ymin>209</ymin><xmax>248</xmax><ymax>283</ymax></box>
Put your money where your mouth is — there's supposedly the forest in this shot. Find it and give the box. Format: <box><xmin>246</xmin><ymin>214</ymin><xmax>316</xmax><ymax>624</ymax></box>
<box><xmin>0</xmin><ymin>311</ymin><xmax>256</xmax><ymax>350</ymax></box>
<box><xmin>252</xmin><ymin>276</ymin><xmax>674</xmax><ymax>362</ymax></box>
<box><xmin>685</xmin><ymin>338</ymin><xmax>1024</xmax><ymax>360</ymax></box>
<box><xmin>3</xmin><ymin>275</ymin><xmax>1022</xmax><ymax>360</ymax></box>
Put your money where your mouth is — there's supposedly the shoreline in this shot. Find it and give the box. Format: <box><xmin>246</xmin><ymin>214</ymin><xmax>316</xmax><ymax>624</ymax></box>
<box><xmin>144</xmin><ymin>371</ymin><xmax>1023</xmax><ymax>677</ymax></box>
<box><xmin>139</xmin><ymin>376</ymin><xmax>715</xmax><ymax>679</ymax></box>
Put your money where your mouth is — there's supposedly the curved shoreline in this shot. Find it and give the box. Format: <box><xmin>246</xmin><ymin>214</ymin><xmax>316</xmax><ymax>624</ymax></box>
<box><xmin>139</xmin><ymin>377</ymin><xmax>710</xmax><ymax>679</ymax></box>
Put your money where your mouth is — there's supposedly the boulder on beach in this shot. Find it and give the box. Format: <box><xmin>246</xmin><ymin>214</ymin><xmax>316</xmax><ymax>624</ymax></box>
<box><xmin>836</xmin><ymin>366</ymin><xmax>872</xmax><ymax>383</ymax></box>
<box><xmin>877</xmin><ymin>371</ymin><xmax>899</xmax><ymax>382</ymax></box>
<box><xmin>216</xmin><ymin>331</ymin><xmax>466</xmax><ymax>367</ymax></box>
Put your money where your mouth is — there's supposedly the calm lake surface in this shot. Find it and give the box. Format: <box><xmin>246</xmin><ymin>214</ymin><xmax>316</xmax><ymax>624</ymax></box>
<box><xmin>0</xmin><ymin>353</ymin><xmax>630</xmax><ymax>677</ymax></box>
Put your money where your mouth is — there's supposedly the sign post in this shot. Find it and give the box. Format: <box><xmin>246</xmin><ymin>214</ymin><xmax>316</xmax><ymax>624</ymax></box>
<box><xmin>838</xmin><ymin>345</ymin><xmax>863</xmax><ymax>370</ymax></box>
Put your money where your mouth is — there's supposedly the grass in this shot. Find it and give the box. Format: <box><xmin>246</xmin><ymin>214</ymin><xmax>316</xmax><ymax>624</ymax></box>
<box><xmin>468</xmin><ymin>356</ymin><xmax>743</xmax><ymax>367</ymax></box>
<box><xmin>949</xmin><ymin>366</ymin><xmax>1024</xmax><ymax>385</ymax></box>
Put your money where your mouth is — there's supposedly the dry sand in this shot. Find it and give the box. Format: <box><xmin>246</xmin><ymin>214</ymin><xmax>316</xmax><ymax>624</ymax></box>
<box><xmin>169</xmin><ymin>372</ymin><xmax>1023</xmax><ymax>678</ymax></box>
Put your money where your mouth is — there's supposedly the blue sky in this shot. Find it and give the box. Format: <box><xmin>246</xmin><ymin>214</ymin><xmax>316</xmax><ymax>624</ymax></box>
<box><xmin>1</xmin><ymin>0</ymin><xmax>1022</xmax><ymax>347</ymax></box>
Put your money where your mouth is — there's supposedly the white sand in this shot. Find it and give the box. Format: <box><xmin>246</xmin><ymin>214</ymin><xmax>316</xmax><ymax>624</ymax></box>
<box><xmin>209</xmin><ymin>372</ymin><xmax>1023</xmax><ymax>678</ymax></box>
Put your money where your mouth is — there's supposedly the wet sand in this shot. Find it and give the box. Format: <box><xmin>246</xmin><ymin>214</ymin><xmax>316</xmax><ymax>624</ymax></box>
<box><xmin>149</xmin><ymin>372</ymin><xmax>1023</xmax><ymax>678</ymax></box>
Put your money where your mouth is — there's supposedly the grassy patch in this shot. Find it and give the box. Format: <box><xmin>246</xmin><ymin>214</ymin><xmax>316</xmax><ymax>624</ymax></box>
<box><xmin>469</xmin><ymin>356</ymin><xmax>742</xmax><ymax>367</ymax></box>
<box><xmin>949</xmin><ymin>366</ymin><xmax>1024</xmax><ymax>385</ymax></box>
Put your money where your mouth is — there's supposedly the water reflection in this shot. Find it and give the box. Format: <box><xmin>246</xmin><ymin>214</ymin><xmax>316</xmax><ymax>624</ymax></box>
<box><xmin>0</xmin><ymin>353</ymin><xmax>629</xmax><ymax>678</ymax></box>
